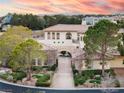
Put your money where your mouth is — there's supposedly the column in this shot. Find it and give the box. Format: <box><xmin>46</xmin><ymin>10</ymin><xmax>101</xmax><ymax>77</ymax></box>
<box><xmin>35</xmin><ymin>58</ymin><xmax>39</xmax><ymax>66</ymax></box>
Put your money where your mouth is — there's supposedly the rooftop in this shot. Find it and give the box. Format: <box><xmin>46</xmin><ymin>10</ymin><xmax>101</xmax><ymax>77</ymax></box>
<box><xmin>43</xmin><ymin>24</ymin><xmax>89</xmax><ymax>33</ymax></box>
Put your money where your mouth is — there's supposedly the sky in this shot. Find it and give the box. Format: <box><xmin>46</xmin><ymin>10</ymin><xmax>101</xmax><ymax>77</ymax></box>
<box><xmin>0</xmin><ymin>0</ymin><xmax>124</xmax><ymax>16</ymax></box>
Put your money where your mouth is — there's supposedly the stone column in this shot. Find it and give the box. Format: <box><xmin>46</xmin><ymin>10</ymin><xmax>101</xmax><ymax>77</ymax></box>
<box><xmin>41</xmin><ymin>60</ymin><xmax>45</xmax><ymax>66</ymax></box>
<box><xmin>35</xmin><ymin>58</ymin><xmax>39</xmax><ymax>66</ymax></box>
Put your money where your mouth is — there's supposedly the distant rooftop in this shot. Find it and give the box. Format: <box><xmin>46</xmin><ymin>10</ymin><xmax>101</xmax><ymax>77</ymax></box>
<box><xmin>43</xmin><ymin>24</ymin><xmax>89</xmax><ymax>33</ymax></box>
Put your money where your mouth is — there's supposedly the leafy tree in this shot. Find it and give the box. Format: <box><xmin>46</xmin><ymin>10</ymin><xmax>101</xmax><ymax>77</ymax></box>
<box><xmin>117</xmin><ymin>20</ymin><xmax>124</xmax><ymax>28</ymax></box>
<box><xmin>9</xmin><ymin>39</ymin><xmax>46</xmax><ymax>81</ymax></box>
<box><xmin>84</xmin><ymin>20</ymin><xmax>119</xmax><ymax>77</ymax></box>
<box><xmin>117</xmin><ymin>33</ymin><xmax>124</xmax><ymax>56</ymax></box>
<box><xmin>10</xmin><ymin>14</ymin><xmax>46</xmax><ymax>30</ymax></box>
<box><xmin>117</xmin><ymin>20</ymin><xmax>124</xmax><ymax>56</ymax></box>
<box><xmin>0</xmin><ymin>26</ymin><xmax>32</xmax><ymax>66</ymax></box>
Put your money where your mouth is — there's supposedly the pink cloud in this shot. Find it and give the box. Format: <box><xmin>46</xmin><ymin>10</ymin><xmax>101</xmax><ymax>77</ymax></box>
<box><xmin>0</xmin><ymin>0</ymin><xmax>123</xmax><ymax>15</ymax></box>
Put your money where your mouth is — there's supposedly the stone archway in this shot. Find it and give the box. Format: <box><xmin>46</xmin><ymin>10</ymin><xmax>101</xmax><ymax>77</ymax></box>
<box><xmin>59</xmin><ymin>51</ymin><xmax>72</xmax><ymax>57</ymax></box>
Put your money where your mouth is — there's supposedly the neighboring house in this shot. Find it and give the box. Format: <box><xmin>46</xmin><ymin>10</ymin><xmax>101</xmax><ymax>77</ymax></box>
<box><xmin>82</xmin><ymin>16</ymin><xmax>117</xmax><ymax>25</ymax></box>
<box><xmin>0</xmin><ymin>14</ymin><xmax>12</xmax><ymax>31</ymax></box>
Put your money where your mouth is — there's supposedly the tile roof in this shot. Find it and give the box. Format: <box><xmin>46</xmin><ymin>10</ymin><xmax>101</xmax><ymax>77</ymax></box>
<box><xmin>43</xmin><ymin>24</ymin><xmax>89</xmax><ymax>34</ymax></box>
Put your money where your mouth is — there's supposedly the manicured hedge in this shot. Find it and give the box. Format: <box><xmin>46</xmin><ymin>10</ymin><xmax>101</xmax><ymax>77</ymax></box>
<box><xmin>89</xmin><ymin>79</ymin><xmax>101</xmax><ymax>84</ymax></box>
<box><xmin>32</xmin><ymin>64</ymin><xmax>58</xmax><ymax>72</ymax></box>
<box><xmin>11</xmin><ymin>71</ymin><xmax>26</xmax><ymax>81</ymax></box>
<box><xmin>73</xmin><ymin>69</ymin><xmax>114</xmax><ymax>86</ymax></box>
<box><xmin>36</xmin><ymin>80</ymin><xmax>50</xmax><ymax>87</ymax></box>
<box><xmin>33</xmin><ymin>74</ymin><xmax>50</xmax><ymax>81</ymax></box>
<box><xmin>34</xmin><ymin>74</ymin><xmax>51</xmax><ymax>87</ymax></box>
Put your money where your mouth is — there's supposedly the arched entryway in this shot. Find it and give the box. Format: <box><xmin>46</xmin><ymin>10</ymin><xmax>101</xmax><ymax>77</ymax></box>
<box><xmin>59</xmin><ymin>51</ymin><xmax>72</xmax><ymax>57</ymax></box>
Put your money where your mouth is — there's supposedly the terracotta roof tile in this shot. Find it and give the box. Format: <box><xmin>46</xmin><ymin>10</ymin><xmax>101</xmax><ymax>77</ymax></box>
<box><xmin>43</xmin><ymin>24</ymin><xmax>89</xmax><ymax>34</ymax></box>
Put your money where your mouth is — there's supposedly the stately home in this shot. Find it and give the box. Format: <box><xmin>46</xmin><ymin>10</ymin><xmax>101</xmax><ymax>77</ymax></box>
<box><xmin>33</xmin><ymin>24</ymin><xmax>89</xmax><ymax>69</ymax></box>
<box><xmin>36</xmin><ymin>24</ymin><xmax>89</xmax><ymax>58</ymax></box>
<box><xmin>33</xmin><ymin>24</ymin><xmax>124</xmax><ymax>70</ymax></box>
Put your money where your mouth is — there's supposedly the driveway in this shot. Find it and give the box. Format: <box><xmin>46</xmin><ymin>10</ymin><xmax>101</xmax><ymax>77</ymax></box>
<box><xmin>51</xmin><ymin>56</ymin><xmax>74</xmax><ymax>88</ymax></box>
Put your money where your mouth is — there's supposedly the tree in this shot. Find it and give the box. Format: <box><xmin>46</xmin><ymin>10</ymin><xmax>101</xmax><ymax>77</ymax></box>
<box><xmin>9</xmin><ymin>39</ymin><xmax>46</xmax><ymax>81</ymax></box>
<box><xmin>117</xmin><ymin>32</ymin><xmax>124</xmax><ymax>56</ymax></box>
<box><xmin>0</xmin><ymin>26</ymin><xmax>32</xmax><ymax>66</ymax></box>
<box><xmin>83</xmin><ymin>20</ymin><xmax>119</xmax><ymax>77</ymax></box>
<box><xmin>10</xmin><ymin>13</ymin><xmax>46</xmax><ymax>30</ymax></box>
<box><xmin>117</xmin><ymin>20</ymin><xmax>124</xmax><ymax>56</ymax></box>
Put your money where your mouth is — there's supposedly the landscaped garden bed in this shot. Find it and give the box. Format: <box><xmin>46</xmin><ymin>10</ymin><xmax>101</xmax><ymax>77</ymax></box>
<box><xmin>0</xmin><ymin>63</ymin><xmax>58</xmax><ymax>87</ymax></box>
<box><xmin>0</xmin><ymin>70</ymin><xmax>26</xmax><ymax>82</ymax></box>
<box><xmin>72</xmin><ymin>65</ymin><xmax>120</xmax><ymax>88</ymax></box>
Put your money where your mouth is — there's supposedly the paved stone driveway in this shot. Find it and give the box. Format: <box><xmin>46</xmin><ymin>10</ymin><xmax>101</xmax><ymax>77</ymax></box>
<box><xmin>51</xmin><ymin>57</ymin><xmax>74</xmax><ymax>88</ymax></box>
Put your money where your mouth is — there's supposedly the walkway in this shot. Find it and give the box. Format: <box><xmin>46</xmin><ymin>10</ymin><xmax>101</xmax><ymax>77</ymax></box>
<box><xmin>51</xmin><ymin>57</ymin><xmax>74</xmax><ymax>88</ymax></box>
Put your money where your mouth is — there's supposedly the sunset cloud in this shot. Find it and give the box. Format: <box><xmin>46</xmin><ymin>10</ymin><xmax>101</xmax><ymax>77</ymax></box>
<box><xmin>0</xmin><ymin>0</ymin><xmax>123</xmax><ymax>16</ymax></box>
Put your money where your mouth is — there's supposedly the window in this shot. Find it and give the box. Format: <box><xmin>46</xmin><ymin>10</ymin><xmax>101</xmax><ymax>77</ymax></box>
<box><xmin>52</xmin><ymin>32</ymin><xmax>55</xmax><ymax>39</ymax></box>
<box><xmin>77</xmin><ymin>34</ymin><xmax>80</xmax><ymax>40</ymax></box>
<box><xmin>66</xmin><ymin>32</ymin><xmax>72</xmax><ymax>40</ymax></box>
<box><xmin>47</xmin><ymin>32</ymin><xmax>50</xmax><ymax>39</ymax></box>
<box><xmin>81</xmin><ymin>36</ymin><xmax>83</xmax><ymax>41</ymax></box>
<box><xmin>57</xmin><ymin>33</ymin><xmax>60</xmax><ymax>39</ymax></box>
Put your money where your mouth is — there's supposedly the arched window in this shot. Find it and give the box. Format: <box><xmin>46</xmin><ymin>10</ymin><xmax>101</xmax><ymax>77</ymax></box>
<box><xmin>52</xmin><ymin>32</ymin><xmax>55</xmax><ymax>39</ymax></box>
<box><xmin>57</xmin><ymin>33</ymin><xmax>60</xmax><ymax>39</ymax></box>
<box><xmin>47</xmin><ymin>32</ymin><xmax>50</xmax><ymax>39</ymax></box>
<box><xmin>66</xmin><ymin>32</ymin><xmax>72</xmax><ymax>40</ymax></box>
<box><xmin>81</xmin><ymin>36</ymin><xmax>83</xmax><ymax>41</ymax></box>
<box><xmin>77</xmin><ymin>34</ymin><xmax>80</xmax><ymax>40</ymax></box>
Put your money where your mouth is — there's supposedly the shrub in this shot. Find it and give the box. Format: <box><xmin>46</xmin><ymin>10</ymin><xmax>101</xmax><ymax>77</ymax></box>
<box><xmin>7</xmin><ymin>75</ymin><xmax>13</xmax><ymax>81</ymax></box>
<box><xmin>82</xmin><ymin>70</ymin><xmax>94</xmax><ymax>79</ymax></box>
<box><xmin>95</xmin><ymin>76</ymin><xmax>101</xmax><ymax>80</ymax></box>
<box><xmin>118</xmin><ymin>43</ymin><xmax>124</xmax><ymax>56</ymax></box>
<box><xmin>74</xmin><ymin>74</ymin><xmax>87</xmax><ymax>86</ymax></box>
<box><xmin>33</xmin><ymin>74</ymin><xmax>50</xmax><ymax>82</ymax></box>
<box><xmin>32</xmin><ymin>64</ymin><xmax>57</xmax><ymax>72</ymax></box>
<box><xmin>73</xmin><ymin>69</ymin><xmax>79</xmax><ymax>75</ymax></box>
<box><xmin>89</xmin><ymin>79</ymin><xmax>101</xmax><ymax>84</ymax></box>
<box><xmin>35</xmin><ymin>74</ymin><xmax>51</xmax><ymax>87</ymax></box>
<box><xmin>12</xmin><ymin>71</ymin><xmax>26</xmax><ymax>81</ymax></box>
<box><xmin>36</xmin><ymin>80</ymin><xmax>50</xmax><ymax>87</ymax></box>
<box><xmin>109</xmin><ymin>69</ymin><xmax>116</xmax><ymax>77</ymax></box>
<box><xmin>50</xmin><ymin>64</ymin><xmax>57</xmax><ymax>71</ymax></box>
<box><xmin>32</xmin><ymin>66</ymin><xmax>43</xmax><ymax>71</ymax></box>
<box><xmin>0</xmin><ymin>73</ymin><xmax>9</xmax><ymax>80</ymax></box>
<box><xmin>78</xmin><ymin>77</ymin><xmax>86</xmax><ymax>85</ymax></box>
<box><xmin>114</xmin><ymin>80</ymin><xmax>120</xmax><ymax>87</ymax></box>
